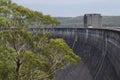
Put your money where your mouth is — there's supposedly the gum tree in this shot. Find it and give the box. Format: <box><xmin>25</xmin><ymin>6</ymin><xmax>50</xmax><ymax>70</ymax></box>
<box><xmin>0</xmin><ymin>0</ymin><xmax>81</xmax><ymax>80</ymax></box>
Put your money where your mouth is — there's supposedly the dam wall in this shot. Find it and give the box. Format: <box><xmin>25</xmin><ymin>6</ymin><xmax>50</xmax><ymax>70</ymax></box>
<box><xmin>31</xmin><ymin>28</ymin><xmax>120</xmax><ymax>80</ymax></box>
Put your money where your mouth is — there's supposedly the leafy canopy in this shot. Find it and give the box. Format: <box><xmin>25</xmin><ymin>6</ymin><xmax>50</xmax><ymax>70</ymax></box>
<box><xmin>0</xmin><ymin>0</ymin><xmax>81</xmax><ymax>80</ymax></box>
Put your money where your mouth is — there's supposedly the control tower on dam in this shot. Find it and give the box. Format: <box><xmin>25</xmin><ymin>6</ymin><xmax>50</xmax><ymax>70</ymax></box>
<box><xmin>84</xmin><ymin>14</ymin><xmax>102</xmax><ymax>28</ymax></box>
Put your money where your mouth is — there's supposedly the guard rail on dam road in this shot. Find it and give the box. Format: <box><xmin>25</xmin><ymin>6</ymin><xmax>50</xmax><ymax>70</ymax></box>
<box><xmin>30</xmin><ymin>28</ymin><xmax>120</xmax><ymax>80</ymax></box>
<box><xmin>3</xmin><ymin>28</ymin><xmax>120</xmax><ymax>80</ymax></box>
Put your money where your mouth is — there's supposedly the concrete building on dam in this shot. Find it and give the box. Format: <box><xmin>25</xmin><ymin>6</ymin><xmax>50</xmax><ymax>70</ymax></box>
<box><xmin>84</xmin><ymin>14</ymin><xmax>102</xmax><ymax>28</ymax></box>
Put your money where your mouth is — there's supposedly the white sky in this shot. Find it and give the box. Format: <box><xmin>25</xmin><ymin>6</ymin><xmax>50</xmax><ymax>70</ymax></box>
<box><xmin>12</xmin><ymin>0</ymin><xmax>120</xmax><ymax>17</ymax></box>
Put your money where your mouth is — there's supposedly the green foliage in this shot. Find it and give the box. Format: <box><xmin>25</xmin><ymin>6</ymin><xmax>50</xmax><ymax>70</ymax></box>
<box><xmin>0</xmin><ymin>0</ymin><xmax>60</xmax><ymax>28</ymax></box>
<box><xmin>0</xmin><ymin>17</ymin><xmax>11</xmax><ymax>27</ymax></box>
<box><xmin>0</xmin><ymin>0</ymin><xmax>81</xmax><ymax>80</ymax></box>
<box><xmin>49</xmin><ymin>39</ymin><xmax>80</xmax><ymax>65</ymax></box>
<box><xmin>0</xmin><ymin>30</ymin><xmax>81</xmax><ymax>80</ymax></box>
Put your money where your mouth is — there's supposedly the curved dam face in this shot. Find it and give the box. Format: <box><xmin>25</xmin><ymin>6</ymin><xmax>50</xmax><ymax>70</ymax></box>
<box><xmin>32</xmin><ymin>28</ymin><xmax>120</xmax><ymax>80</ymax></box>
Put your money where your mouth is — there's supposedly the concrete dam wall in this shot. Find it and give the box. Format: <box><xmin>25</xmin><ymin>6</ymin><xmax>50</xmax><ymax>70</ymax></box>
<box><xmin>32</xmin><ymin>28</ymin><xmax>120</xmax><ymax>80</ymax></box>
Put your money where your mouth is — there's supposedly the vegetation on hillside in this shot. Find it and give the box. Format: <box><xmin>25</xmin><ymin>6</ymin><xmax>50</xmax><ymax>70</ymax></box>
<box><xmin>102</xmin><ymin>16</ymin><xmax>120</xmax><ymax>27</ymax></box>
<box><xmin>56</xmin><ymin>16</ymin><xmax>83</xmax><ymax>28</ymax></box>
<box><xmin>56</xmin><ymin>16</ymin><xmax>120</xmax><ymax>28</ymax></box>
<box><xmin>0</xmin><ymin>0</ymin><xmax>81</xmax><ymax>80</ymax></box>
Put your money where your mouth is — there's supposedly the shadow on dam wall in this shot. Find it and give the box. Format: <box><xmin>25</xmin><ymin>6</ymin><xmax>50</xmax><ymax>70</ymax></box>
<box><xmin>32</xmin><ymin>28</ymin><xmax>120</xmax><ymax>80</ymax></box>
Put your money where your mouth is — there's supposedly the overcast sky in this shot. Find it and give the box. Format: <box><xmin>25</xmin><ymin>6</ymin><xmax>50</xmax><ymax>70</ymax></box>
<box><xmin>12</xmin><ymin>0</ymin><xmax>120</xmax><ymax>17</ymax></box>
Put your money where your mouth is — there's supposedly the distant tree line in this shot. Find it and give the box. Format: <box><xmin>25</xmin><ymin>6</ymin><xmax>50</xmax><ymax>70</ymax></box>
<box><xmin>55</xmin><ymin>16</ymin><xmax>120</xmax><ymax>28</ymax></box>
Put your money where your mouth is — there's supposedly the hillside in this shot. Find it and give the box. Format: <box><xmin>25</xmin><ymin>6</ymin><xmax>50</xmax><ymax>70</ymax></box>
<box><xmin>55</xmin><ymin>16</ymin><xmax>120</xmax><ymax>28</ymax></box>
